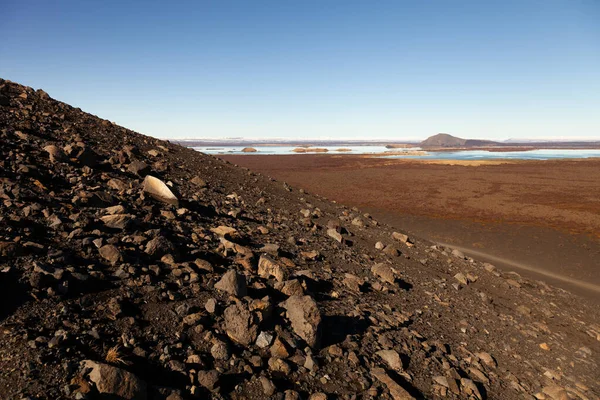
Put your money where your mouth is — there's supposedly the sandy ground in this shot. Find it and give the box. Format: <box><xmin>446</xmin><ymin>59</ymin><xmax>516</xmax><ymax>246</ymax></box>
<box><xmin>222</xmin><ymin>154</ymin><xmax>600</xmax><ymax>301</ymax></box>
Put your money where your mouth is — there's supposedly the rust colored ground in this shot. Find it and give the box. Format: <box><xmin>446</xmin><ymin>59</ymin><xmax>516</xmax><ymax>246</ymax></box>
<box><xmin>222</xmin><ymin>155</ymin><xmax>600</xmax><ymax>297</ymax></box>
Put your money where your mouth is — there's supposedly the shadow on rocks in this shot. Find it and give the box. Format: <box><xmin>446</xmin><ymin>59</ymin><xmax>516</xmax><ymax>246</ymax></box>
<box><xmin>395</xmin><ymin>278</ymin><xmax>413</xmax><ymax>291</ymax></box>
<box><xmin>0</xmin><ymin>268</ymin><xmax>29</xmax><ymax>321</ymax></box>
<box><xmin>127</xmin><ymin>354</ymin><xmax>190</xmax><ymax>390</ymax></box>
<box><xmin>297</xmin><ymin>276</ymin><xmax>334</xmax><ymax>301</ymax></box>
<box><xmin>387</xmin><ymin>370</ymin><xmax>424</xmax><ymax>398</ymax></box>
<box><xmin>320</xmin><ymin>315</ymin><xmax>371</xmax><ymax>347</ymax></box>
<box><xmin>219</xmin><ymin>371</ymin><xmax>252</xmax><ymax>394</ymax></box>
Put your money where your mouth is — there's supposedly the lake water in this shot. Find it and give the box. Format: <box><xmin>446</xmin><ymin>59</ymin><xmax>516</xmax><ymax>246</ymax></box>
<box><xmin>383</xmin><ymin>149</ymin><xmax>600</xmax><ymax>160</ymax></box>
<box><xmin>192</xmin><ymin>146</ymin><xmax>600</xmax><ymax>160</ymax></box>
<box><xmin>192</xmin><ymin>145</ymin><xmax>400</xmax><ymax>155</ymax></box>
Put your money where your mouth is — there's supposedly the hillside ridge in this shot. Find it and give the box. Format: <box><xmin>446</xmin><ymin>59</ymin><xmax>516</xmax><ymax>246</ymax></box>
<box><xmin>1</xmin><ymin>78</ymin><xmax>598</xmax><ymax>400</ymax></box>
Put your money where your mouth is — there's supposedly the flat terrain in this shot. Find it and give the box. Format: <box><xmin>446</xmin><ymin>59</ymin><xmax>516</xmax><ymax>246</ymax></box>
<box><xmin>222</xmin><ymin>155</ymin><xmax>600</xmax><ymax>300</ymax></box>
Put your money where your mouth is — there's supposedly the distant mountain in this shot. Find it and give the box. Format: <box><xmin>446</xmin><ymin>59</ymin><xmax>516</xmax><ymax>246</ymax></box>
<box><xmin>420</xmin><ymin>133</ymin><xmax>499</xmax><ymax>148</ymax></box>
<box><xmin>421</xmin><ymin>134</ymin><xmax>600</xmax><ymax>149</ymax></box>
<box><xmin>420</xmin><ymin>133</ymin><xmax>467</xmax><ymax>148</ymax></box>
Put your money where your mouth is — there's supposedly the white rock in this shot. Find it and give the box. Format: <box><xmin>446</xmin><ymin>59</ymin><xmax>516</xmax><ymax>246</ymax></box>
<box><xmin>142</xmin><ymin>176</ymin><xmax>178</xmax><ymax>206</ymax></box>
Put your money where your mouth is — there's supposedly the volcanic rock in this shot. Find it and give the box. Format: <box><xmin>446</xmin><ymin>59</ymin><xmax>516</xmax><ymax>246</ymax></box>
<box><xmin>214</xmin><ymin>269</ymin><xmax>247</xmax><ymax>297</ymax></box>
<box><xmin>197</xmin><ymin>370</ymin><xmax>220</xmax><ymax>391</ymax></box>
<box><xmin>258</xmin><ymin>255</ymin><xmax>286</xmax><ymax>282</ymax></box>
<box><xmin>142</xmin><ymin>175</ymin><xmax>179</xmax><ymax>206</ymax></box>
<box><xmin>371</xmin><ymin>263</ymin><xmax>395</xmax><ymax>284</ymax></box>
<box><xmin>145</xmin><ymin>235</ymin><xmax>174</xmax><ymax>258</ymax></box>
<box><xmin>43</xmin><ymin>145</ymin><xmax>66</xmax><ymax>163</ymax></box>
<box><xmin>82</xmin><ymin>360</ymin><xmax>147</xmax><ymax>400</ymax></box>
<box><xmin>101</xmin><ymin>214</ymin><xmax>132</xmax><ymax>229</ymax></box>
<box><xmin>371</xmin><ymin>367</ymin><xmax>414</xmax><ymax>400</ymax></box>
<box><xmin>376</xmin><ymin>349</ymin><xmax>403</xmax><ymax>371</ymax></box>
<box><xmin>223</xmin><ymin>303</ymin><xmax>258</xmax><ymax>346</ymax></box>
<box><xmin>282</xmin><ymin>295</ymin><xmax>321</xmax><ymax>348</ymax></box>
<box><xmin>99</xmin><ymin>245</ymin><xmax>122</xmax><ymax>265</ymax></box>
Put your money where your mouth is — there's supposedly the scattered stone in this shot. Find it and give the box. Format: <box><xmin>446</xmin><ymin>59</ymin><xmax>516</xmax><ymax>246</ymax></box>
<box><xmin>376</xmin><ymin>349</ymin><xmax>403</xmax><ymax>371</ymax></box>
<box><xmin>258</xmin><ymin>255</ymin><xmax>286</xmax><ymax>282</ymax></box>
<box><xmin>483</xmin><ymin>263</ymin><xmax>496</xmax><ymax>272</ymax></box>
<box><xmin>392</xmin><ymin>232</ymin><xmax>410</xmax><ymax>244</ymax></box>
<box><xmin>210</xmin><ymin>340</ymin><xmax>230</xmax><ymax>360</ymax></box>
<box><xmin>100</xmin><ymin>214</ymin><xmax>132</xmax><ymax>229</ymax></box>
<box><xmin>43</xmin><ymin>145</ymin><xmax>66</xmax><ymax>163</ymax></box>
<box><xmin>82</xmin><ymin>360</ymin><xmax>147</xmax><ymax>400</ymax></box>
<box><xmin>343</xmin><ymin>273</ymin><xmax>364</xmax><ymax>292</ymax></box>
<box><xmin>205</xmin><ymin>298</ymin><xmax>218</xmax><ymax>314</ymax></box>
<box><xmin>372</xmin><ymin>263</ymin><xmax>395</xmax><ymax>284</ymax></box>
<box><xmin>142</xmin><ymin>176</ymin><xmax>178</xmax><ymax>206</ymax></box>
<box><xmin>260</xmin><ymin>376</ymin><xmax>276</xmax><ymax>396</ymax></box>
<box><xmin>282</xmin><ymin>295</ymin><xmax>321</xmax><ymax>348</ymax></box>
<box><xmin>191</xmin><ymin>176</ymin><xmax>207</xmax><ymax>187</ymax></box>
<box><xmin>128</xmin><ymin>160</ymin><xmax>150</xmax><ymax>176</ymax></box>
<box><xmin>145</xmin><ymin>236</ymin><xmax>174</xmax><ymax>258</ymax></box>
<box><xmin>256</xmin><ymin>331</ymin><xmax>274</xmax><ymax>348</ymax></box>
<box><xmin>223</xmin><ymin>303</ymin><xmax>258</xmax><ymax>346</ymax></box>
<box><xmin>214</xmin><ymin>270</ymin><xmax>247</xmax><ymax>297</ymax></box>
<box><xmin>197</xmin><ymin>370</ymin><xmax>220</xmax><ymax>391</ymax></box>
<box><xmin>371</xmin><ymin>367</ymin><xmax>415</xmax><ymax>400</ymax></box>
<box><xmin>99</xmin><ymin>245</ymin><xmax>122</xmax><ymax>265</ymax></box>
<box><xmin>277</xmin><ymin>279</ymin><xmax>304</xmax><ymax>296</ymax></box>
<box><xmin>475</xmin><ymin>352</ymin><xmax>497</xmax><ymax>368</ymax></box>
<box><xmin>210</xmin><ymin>225</ymin><xmax>238</xmax><ymax>238</ymax></box>
<box><xmin>454</xmin><ymin>273</ymin><xmax>468</xmax><ymax>285</ymax></box>
<box><xmin>327</xmin><ymin>228</ymin><xmax>343</xmax><ymax>243</ymax></box>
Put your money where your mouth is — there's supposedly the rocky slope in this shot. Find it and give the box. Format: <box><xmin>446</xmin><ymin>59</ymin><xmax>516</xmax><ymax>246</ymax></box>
<box><xmin>0</xmin><ymin>78</ymin><xmax>598</xmax><ymax>400</ymax></box>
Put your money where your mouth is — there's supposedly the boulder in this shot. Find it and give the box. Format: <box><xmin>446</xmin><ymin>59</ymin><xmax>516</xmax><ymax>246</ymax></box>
<box><xmin>128</xmin><ymin>160</ymin><xmax>150</xmax><ymax>176</ymax></box>
<box><xmin>327</xmin><ymin>228</ymin><xmax>343</xmax><ymax>243</ymax></box>
<box><xmin>142</xmin><ymin>176</ymin><xmax>178</xmax><ymax>206</ymax></box>
<box><xmin>392</xmin><ymin>232</ymin><xmax>409</xmax><ymax>244</ymax></box>
<box><xmin>43</xmin><ymin>145</ymin><xmax>66</xmax><ymax>163</ymax></box>
<box><xmin>223</xmin><ymin>303</ymin><xmax>258</xmax><ymax>346</ymax></box>
<box><xmin>371</xmin><ymin>263</ymin><xmax>395</xmax><ymax>284</ymax></box>
<box><xmin>210</xmin><ymin>225</ymin><xmax>238</xmax><ymax>238</ymax></box>
<box><xmin>282</xmin><ymin>295</ymin><xmax>321</xmax><ymax>348</ymax></box>
<box><xmin>145</xmin><ymin>236</ymin><xmax>174</xmax><ymax>258</ymax></box>
<box><xmin>197</xmin><ymin>370</ymin><xmax>220</xmax><ymax>390</ymax></box>
<box><xmin>214</xmin><ymin>270</ymin><xmax>247</xmax><ymax>297</ymax></box>
<box><xmin>258</xmin><ymin>255</ymin><xmax>286</xmax><ymax>282</ymax></box>
<box><xmin>376</xmin><ymin>349</ymin><xmax>403</xmax><ymax>370</ymax></box>
<box><xmin>191</xmin><ymin>176</ymin><xmax>207</xmax><ymax>188</ymax></box>
<box><xmin>99</xmin><ymin>245</ymin><xmax>122</xmax><ymax>265</ymax></box>
<box><xmin>371</xmin><ymin>368</ymin><xmax>415</xmax><ymax>400</ymax></box>
<box><xmin>100</xmin><ymin>214</ymin><xmax>132</xmax><ymax>229</ymax></box>
<box><xmin>82</xmin><ymin>360</ymin><xmax>147</xmax><ymax>400</ymax></box>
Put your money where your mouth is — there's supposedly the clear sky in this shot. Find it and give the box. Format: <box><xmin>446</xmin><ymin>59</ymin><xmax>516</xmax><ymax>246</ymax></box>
<box><xmin>1</xmin><ymin>1</ymin><xmax>599</xmax><ymax>141</ymax></box>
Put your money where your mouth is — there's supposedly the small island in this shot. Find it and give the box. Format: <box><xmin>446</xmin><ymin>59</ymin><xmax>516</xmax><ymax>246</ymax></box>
<box><xmin>292</xmin><ymin>147</ymin><xmax>329</xmax><ymax>153</ymax></box>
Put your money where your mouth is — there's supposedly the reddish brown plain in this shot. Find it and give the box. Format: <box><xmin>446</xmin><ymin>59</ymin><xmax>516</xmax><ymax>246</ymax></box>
<box><xmin>222</xmin><ymin>154</ymin><xmax>600</xmax><ymax>299</ymax></box>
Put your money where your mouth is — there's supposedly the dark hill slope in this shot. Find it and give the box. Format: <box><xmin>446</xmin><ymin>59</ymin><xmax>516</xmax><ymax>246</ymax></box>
<box><xmin>420</xmin><ymin>134</ymin><xmax>499</xmax><ymax>149</ymax></box>
<box><xmin>0</xmin><ymin>79</ymin><xmax>598</xmax><ymax>400</ymax></box>
<box><xmin>420</xmin><ymin>134</ymin><xmax>467</xmax><ymax>148</ymax></box>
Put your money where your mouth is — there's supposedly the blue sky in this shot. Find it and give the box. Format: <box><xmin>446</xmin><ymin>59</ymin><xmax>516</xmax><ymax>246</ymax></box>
<box><xmin>1</xmin><ymin>1</ymin><xmax>599</xmax><ymax>140</ymax></box>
